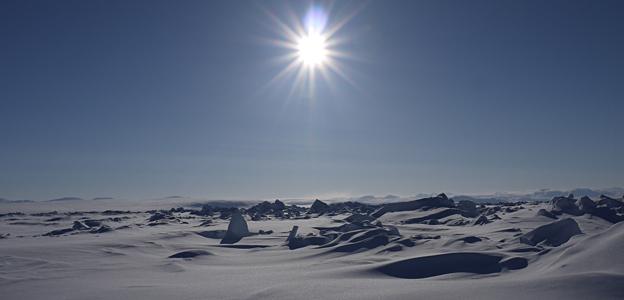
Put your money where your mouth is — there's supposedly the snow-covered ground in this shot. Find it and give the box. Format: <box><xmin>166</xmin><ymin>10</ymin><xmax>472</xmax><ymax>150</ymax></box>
<box><xmin>1</xmin><ymin>196</ymin><xmax>623</xmax><ymax>300</ymax></box>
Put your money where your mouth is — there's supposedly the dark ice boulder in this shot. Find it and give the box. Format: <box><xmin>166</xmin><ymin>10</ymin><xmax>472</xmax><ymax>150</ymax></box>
<box><xmin>83</xmin><ymin>219</ymin><xmax>102</xmax><ymax>227</ymax></box>
<box><xmin>457</xmin><ymin>200</ymin><xmax>478</xmax><ymax>217</ymax></box>
<box><xmin>248</xmin><ymin>200</ymin><xmax>286</xmax><ymax>215</ymax></box>
<box><xmin>371</xmin><ymin>194</ymin><xmax>455</xmax><ymax>218</ymax></box>
<box><xmin>577</xmin><ymin>196</ymin><xmax>596</xmax><ymax>213</ymax></box>
<box><xmin>590</xmin><ymin>207</ymin><xmax>624</xmax><ymax>223</ymax></box>
<box><xmin>273</xmin><ymin>199</ymin><xmax>286</xmax><ymax>210</ymax></box>
<box><xmin>220</xmin><ymin>211</ymin><xmax>250</xmax><ymax>244</ymax></box>
<box><xmin>286</xmin><ymin>225</ymin><xmax>299</xmax><ymax>242</ymax></box>
<box><xmin>550</xmin><ymin>196</ymin><xmax>582</xmax><ymax>215</ymax></box>
<box><xmin>597</xmin><ymin>195</ymin><xmax>623</xmax><ymax>208</ymax></box>
<box><xmin>148</xmin><ymin>212</ymin><xmax>170</xmax><ymax>222</ymax></box>
<box><xmin>309</xmin><ymin>199</ymin><xmax>329</xmax><ymax>214</ymax></box>
<box><xmin>72</xmin><ymin>221</ymin><xmax>90</xmax><ymax>230</ymax></box>
<box><xmin>520</xmin><ymin>218</ymin><xmax>582</xmax><ymax>247</ymax></box>
<box><xmin>473</xmin><ymin>215</ymin><xmax>490</xmax><ymax>225</ymax></box>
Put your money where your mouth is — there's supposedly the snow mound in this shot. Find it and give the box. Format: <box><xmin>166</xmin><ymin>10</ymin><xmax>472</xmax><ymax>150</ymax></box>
<box><xmin>520</xmin><ymin>218</ymin><xmax>582</xmax><ymax>247</ymax></box>
<box><xmin>543</xmin><ymin>221</ymin><xmax>624</xmax><ymax>274</ymax></box>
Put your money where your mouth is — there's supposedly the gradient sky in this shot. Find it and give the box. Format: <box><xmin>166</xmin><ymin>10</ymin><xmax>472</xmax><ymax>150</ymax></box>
<box><xmin>1</xmin><ymin>0</ymin><xmax>623</xmax><ymax>200</ymax></box>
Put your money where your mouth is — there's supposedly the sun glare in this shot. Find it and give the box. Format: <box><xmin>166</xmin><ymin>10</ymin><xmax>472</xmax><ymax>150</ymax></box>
<box><xmin>297</xmin><ymin>32</ymin><xmax>327</xmax><ymax>66</ymax></box>
<box><xmin>264</xmin><ymin>3</ymin><xmax>363</xmax><ymax>97</ymax></box>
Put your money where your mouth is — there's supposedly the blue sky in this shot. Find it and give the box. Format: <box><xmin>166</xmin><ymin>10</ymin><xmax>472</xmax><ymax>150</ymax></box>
<box><xmin>1</xmin><ymin>0</ymin><xmax>623</xmax><ymax>200</ymax></box>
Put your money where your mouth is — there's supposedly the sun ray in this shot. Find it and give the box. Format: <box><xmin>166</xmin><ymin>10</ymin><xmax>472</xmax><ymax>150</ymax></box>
<box><xmin>261</xmin><ymin>2</ymin><xmax>364</xmax><ymax>99</ymax></box>
<box><xmin>262</xmin><ymin>58</ymin><xmax>300</xmax><ymax>93</ymax></box>
<box><xmin>288</xmin><ymin>62</ymin><xmax>308</xmax><ymax>98</ymax></box>
<box><xmin>324</xmin><ymin>59</ymin><xmax>358</xmax><ymax>90</ymax></box>
<box><xmin>322</xmin><ymin>3</ymin><xmax>367</xmax><ymax>39</ymax></box>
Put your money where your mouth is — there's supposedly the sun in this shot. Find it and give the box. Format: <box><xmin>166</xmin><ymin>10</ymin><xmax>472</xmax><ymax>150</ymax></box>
<box><xmin>263</xmin><ymin>3</ymin><xmax>363</xmax><ymax>97</ymax></box>
<box><xmin>297</xmin><ymin>32</ymin><xmax>327</xmax><ymax>66</ymax></box>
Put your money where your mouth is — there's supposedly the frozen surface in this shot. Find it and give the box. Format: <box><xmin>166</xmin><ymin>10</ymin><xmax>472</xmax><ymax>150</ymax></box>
<box><xmin>1</xmin><ymin>197</ymin><xmax>623</xmax><ymax>300</ymax></box>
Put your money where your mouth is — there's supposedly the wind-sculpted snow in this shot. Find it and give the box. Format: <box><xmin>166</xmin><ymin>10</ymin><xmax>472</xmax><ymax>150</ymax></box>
<box><xmin>168</xmin><ymin>249</ymin><xmax>213</xmax><ymax>258</ymax></box>
<box><xmin>520</xmin><ymin>218</ymin><xmax>582</xmax><ymax>246</ymax></box>
<box><xmin>0</xmin><ymin>194</ymin><xmax>623</xmax><ymax>299</ymax></box>
<box><xmin>375</xmin><ymin>252</ymin><xmax>527</xmax><ymax>279</ymax></box>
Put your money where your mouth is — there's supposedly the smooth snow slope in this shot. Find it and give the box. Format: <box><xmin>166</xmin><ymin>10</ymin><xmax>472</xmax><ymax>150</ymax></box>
<box><xmin>0</xmin><ymin>201</ymin><xmax>623</xmax><ymax>300</ymax></box>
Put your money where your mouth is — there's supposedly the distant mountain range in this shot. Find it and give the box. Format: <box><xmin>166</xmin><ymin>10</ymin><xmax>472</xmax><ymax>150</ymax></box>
<box><xmin>46</xmin><ymin>197</ymin><xmax>84</xmax><ymax>202</ymax></box>
<box><xmin>451</xmin><ymin>187</ymin><xmax>624</xmax><ymax>204</ymax></box>
<box><xmin>0</xmin><ymin>197</ymin><xmax>114</xmax><ymax>203</ymax></box>
<box><xmin>1</xmin><ymin>188</ymin><xmax>622</xmax><ymax>205</ymax></box>
<box><xmin>332</xmin><ymin>188</ymin><xmax>624</xmax><ymax>204</ymax></box>
<box><xmin>0</xmin><ymin>198</ymin><xmax>34</xmax><ymax>203</ymax></box>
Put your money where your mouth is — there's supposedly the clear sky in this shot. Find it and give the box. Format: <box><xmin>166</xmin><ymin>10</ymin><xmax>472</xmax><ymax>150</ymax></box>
<box><xmin>1</xmin><ymin>0</ymin><xmax>623</xmax><ymax>200</ymax></box>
